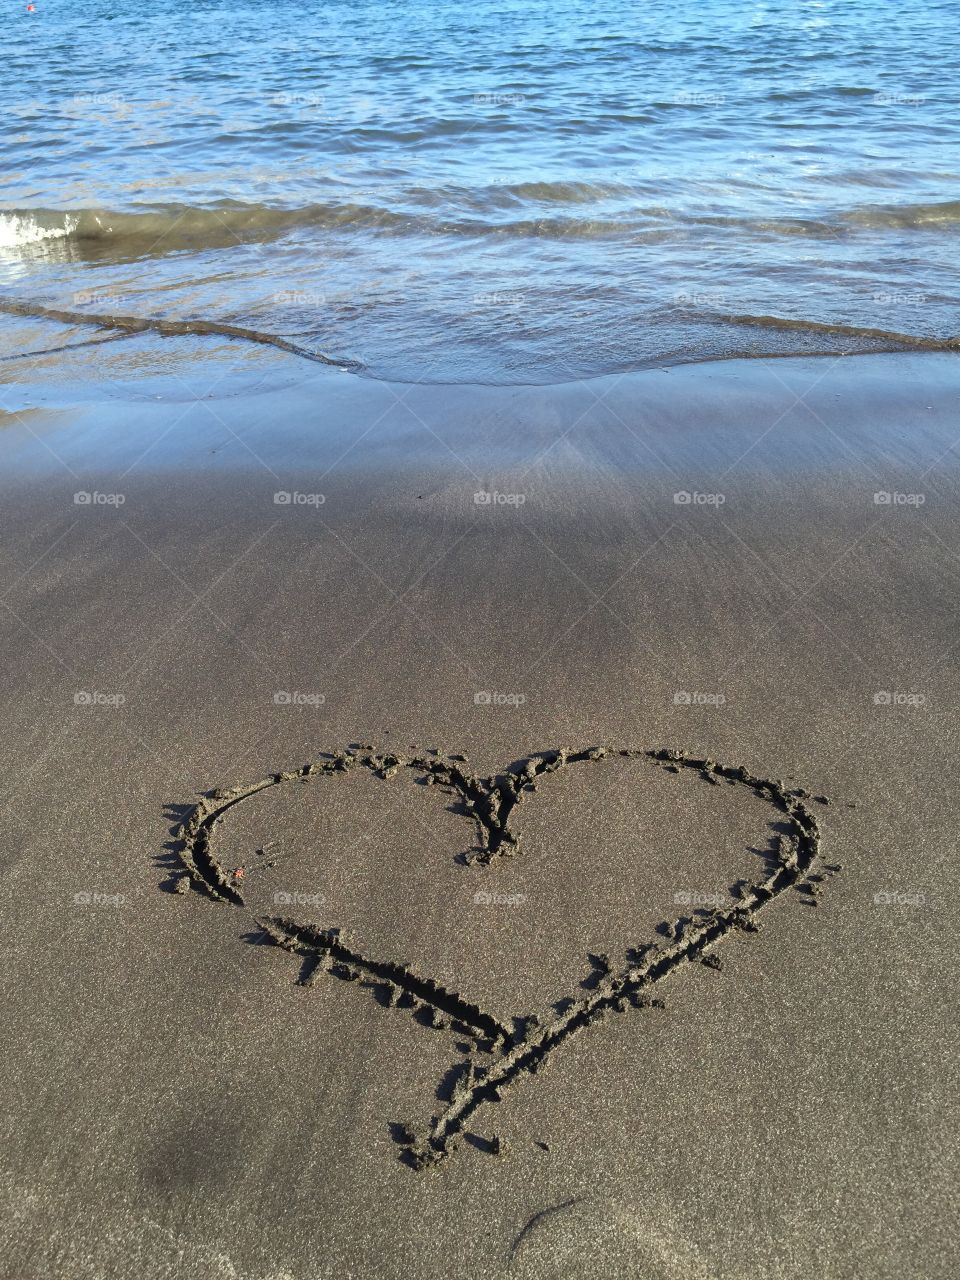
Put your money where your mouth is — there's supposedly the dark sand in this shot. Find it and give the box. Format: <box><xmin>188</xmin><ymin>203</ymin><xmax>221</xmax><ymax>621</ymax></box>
<box><xmin>1</xmin><ymin>329</ymin><xmax>957</xmax><ymax>1278</ymax></box>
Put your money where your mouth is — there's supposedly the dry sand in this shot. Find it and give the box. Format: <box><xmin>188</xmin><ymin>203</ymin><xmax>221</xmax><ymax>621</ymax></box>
<box><xmin>1</xmin><ymin>328</ymin><xmax>957</xmax><ymax>1278</ymax></box>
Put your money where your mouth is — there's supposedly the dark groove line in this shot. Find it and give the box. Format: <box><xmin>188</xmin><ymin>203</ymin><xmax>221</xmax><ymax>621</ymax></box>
<box><xmin>171</xmin><ymin>745</ymin><xmax>832</xmax><ymax>1169</ymax></box>
<box><xmin>0</xmin><ymin>330</ymin><xmax>139</xmax><ymax>362</ymax></box>
<box><xmin>509</xmin><ymin>1196</ymin><xmax>582</xmax><ymax>1261</ymax></box>
<box><xmin>0</xmin><ymin>298</ymin><xmax>364</xmax><ymax>373</ymax></box>
<box><xmin>258</xmin><ymin>915</ymin><xmax>513</xmax><ymax>1045</ymax></box>
<box><xmin>712</xmin><ymin>310</ymin><xmax>960</xmax><ymax>352</ymax></box>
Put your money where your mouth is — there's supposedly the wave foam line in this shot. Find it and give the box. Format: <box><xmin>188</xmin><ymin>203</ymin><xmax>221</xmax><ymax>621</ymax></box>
<box><xmin>0</xmin><ymin>298</ymin><xmax>363</xmax><ymax>372</ymax></box>
<box><xmin>710</xmin><ymin>310</ymin><xmax>960</xmax><ymax>351</ymax></box>
<box><xmin>0</xmin><ymin>213</ymin><xmax>80</xmax><ymax>248</ymax></box>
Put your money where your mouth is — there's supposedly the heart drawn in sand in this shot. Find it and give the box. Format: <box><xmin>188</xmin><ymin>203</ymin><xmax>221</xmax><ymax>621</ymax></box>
<box><xmin>172</xmin><ymin>746</ymin><xmax>835</xmax><ymax>1169</ymax></box>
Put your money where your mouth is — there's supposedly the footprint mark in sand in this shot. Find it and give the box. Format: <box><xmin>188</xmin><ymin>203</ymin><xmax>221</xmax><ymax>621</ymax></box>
<box><xmin>169</xmin><ymin>745</ymin><xmax>836</xmax><ymax>1169</ymax></box>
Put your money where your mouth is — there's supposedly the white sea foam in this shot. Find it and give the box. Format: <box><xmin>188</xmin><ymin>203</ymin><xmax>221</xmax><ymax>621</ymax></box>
<box><xmin>0</xmin><ymin>213</ymin><xmax>78</xmax><ymax>250</ymax></box>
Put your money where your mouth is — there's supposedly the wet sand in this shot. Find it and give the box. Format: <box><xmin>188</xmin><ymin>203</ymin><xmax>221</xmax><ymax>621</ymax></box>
<box><xmin>1</xmin><ymin>334</ymin><xmax>957</xmax><ymax>1278</ymax></box>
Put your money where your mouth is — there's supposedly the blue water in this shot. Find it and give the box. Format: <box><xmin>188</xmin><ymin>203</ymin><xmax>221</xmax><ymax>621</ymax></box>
<box><xmin>2</xmin><ymin>0</ymin><xmax>959</xmax><ymax>381</ymax></box>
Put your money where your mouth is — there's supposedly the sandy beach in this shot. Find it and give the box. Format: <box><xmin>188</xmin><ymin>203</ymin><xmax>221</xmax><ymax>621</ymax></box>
<box><xmin>1</xmin><ymin>324</ymin><xmax>956</xmax><ymax>1277</ymax></box>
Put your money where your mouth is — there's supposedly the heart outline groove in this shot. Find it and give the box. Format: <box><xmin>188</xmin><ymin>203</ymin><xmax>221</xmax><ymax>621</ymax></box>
<box><xmin>171</xmin><ymin>745</ymin><xmax>835</xmax><ymax>1169</ymax></box>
